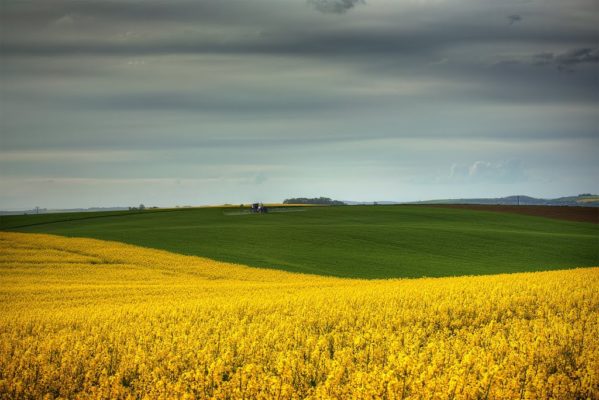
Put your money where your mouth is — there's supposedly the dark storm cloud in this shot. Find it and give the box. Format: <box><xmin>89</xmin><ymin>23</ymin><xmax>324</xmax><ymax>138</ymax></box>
<box><xmin>533</xmin><ymin>48</ymin><xmax>599</xmax><ymax>71</ymax></box>
<box><xmin>507</xmin><ymin>14</ymin><xmax>522</xmax><ymax>25</ymax></box>
<box><xmin>1</xmin><ymin>0</ymin><xmax>360</xmax><ymax>25</ymax></box>
<box><xmin>68</xmin><ymin>91</ymin><xmax>368</xmax><ymax>115</ymax></box>
<box><xmin>2</xmin><ymin>27</ymin><xmax>596</xmax><ymax>59</ymax></box>
<box><xmin>0</xmin><ymin>0</ymin><xmax>270</xmax><ymax>25</ymax></box>
<box><xmin>1</xmin><ymin>0</ymin><xmax>597</xmax><ymax>60</ymax></box>
<box><xmin>308</xmin><ymin>0</ymin><xmax>364</xmax><ymax>14</ymax></box>
<box><xmin>0</xmin><ymin>36</ymin><xmax>431</xmax><ymax>59</ymax></box>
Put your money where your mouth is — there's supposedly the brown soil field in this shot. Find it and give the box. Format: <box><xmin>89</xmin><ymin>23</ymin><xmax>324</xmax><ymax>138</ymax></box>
<box><xmin>425</xmin><ymin>204</ymin><xmax>599</xmax><ymax>224</ymax></box>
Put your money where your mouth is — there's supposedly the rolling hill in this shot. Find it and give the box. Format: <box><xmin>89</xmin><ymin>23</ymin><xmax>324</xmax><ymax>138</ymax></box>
<box><xmin>412</xmin><ymin>194</ymin><xmax>599</xmax><ymax>206</ymax></box>
<box><xmin>1</xmin><ymin>205</ymin><xmax>596</xmax><ymax>279</ymax></box>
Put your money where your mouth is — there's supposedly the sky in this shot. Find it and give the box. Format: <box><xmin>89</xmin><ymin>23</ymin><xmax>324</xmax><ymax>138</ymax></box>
<box><xmin>1</xmin><ymin>0</ymin><xmax>598</xmax><ymax>209</ymax></box>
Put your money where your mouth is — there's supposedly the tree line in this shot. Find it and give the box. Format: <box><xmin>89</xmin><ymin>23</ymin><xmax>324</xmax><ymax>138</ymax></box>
<box><xmin>283</xmin><ymin>197</ymin><xmax>345</xmax><ymax>205</ymax></box>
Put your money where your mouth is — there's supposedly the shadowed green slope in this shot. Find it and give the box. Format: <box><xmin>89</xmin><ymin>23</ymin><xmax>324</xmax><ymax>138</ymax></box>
<box><xmin>2</xmin><ymin>206</ymin><xmax>597</xmax><ymax>278</ymax></box>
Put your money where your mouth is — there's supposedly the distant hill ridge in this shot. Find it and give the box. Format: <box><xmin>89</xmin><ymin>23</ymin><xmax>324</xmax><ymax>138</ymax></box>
<box><xmin>412</xmin><ymin>194</ymin><xmax>599</xmax><ymax>207</ymax></box>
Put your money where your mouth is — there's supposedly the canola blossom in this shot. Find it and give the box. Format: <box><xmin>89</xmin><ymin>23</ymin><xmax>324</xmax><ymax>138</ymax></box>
<box><xmin>0</xmin><ymin>231</ymin><xmax>597</xmax><ymax>399</ymax></box>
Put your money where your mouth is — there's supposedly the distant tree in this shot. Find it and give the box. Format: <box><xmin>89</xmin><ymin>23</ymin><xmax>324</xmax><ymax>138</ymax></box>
<box><xmin>283</xmin><ymin>197</ymin><xmax>345</xmax><ymax>205</ymax></box>
<box><xmin>139</xmin><ymin>204</ymin><xmax>145</xmax><ymax>211</ymax></box>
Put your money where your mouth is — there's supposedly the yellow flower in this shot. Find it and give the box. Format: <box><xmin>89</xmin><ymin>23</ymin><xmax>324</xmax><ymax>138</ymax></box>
<box><xmin>0</xmin><ymin>231</ymin><xmax>597</xmax><ymax>399</ymax></box>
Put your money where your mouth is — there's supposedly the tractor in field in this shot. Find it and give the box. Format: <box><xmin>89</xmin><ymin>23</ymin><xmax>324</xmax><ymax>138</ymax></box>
<box><xmin>251</xmin><ymin>203</ymin><xmax>268</xmax><ymax>214</ymax></box>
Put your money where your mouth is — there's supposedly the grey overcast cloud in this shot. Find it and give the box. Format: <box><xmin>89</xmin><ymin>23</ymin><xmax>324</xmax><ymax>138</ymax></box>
<box><xmin>0</xmin><ymin>0</ymin><xmax>597</xmax><ymax>209</ymax></box>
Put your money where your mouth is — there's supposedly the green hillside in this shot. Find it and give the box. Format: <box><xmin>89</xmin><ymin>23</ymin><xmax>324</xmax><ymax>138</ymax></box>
<box><xmin>1</xmin><ymin>205</ymin><xmax>597</xmax><ymax>279</ymax></box>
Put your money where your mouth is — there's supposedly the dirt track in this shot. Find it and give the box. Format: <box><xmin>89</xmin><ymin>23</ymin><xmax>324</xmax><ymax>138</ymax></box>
<box><xmin>425</xmin><ymin>204</ymin><xmax>599</xmax><ymax>224</ymax></box>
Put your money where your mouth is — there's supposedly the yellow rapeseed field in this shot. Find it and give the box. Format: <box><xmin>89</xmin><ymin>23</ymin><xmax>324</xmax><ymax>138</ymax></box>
<box><xmin>0</xmin><ymin>231</ymin><xmax>597</xmax><ymax>399</ymax></box>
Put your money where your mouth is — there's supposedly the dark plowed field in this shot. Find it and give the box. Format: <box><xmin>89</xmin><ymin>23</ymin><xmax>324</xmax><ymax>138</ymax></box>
<box><xmin>427</xmin><ymin>204</ymin><xmax>598</xmax><ymax>224</ymax></box>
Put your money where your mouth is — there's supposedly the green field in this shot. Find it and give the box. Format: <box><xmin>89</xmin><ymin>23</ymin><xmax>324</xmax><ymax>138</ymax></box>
<box><xmin>1</xmin><ymin>205</ymin><xmax>597</xmax><ymax>278</ymax></box>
